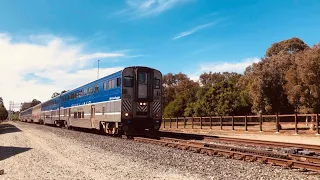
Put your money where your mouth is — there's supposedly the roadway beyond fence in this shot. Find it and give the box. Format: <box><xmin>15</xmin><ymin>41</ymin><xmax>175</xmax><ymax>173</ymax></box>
<box><xmin>161</xmin><ymin>114</ymin><xmax>320</xmax><ymax>136</ymax></box>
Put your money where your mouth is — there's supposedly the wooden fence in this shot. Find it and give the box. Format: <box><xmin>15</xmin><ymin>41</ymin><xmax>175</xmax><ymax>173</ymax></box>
<box><xmin>161</xmin><ymin>114</ymin><xmax>320</xmax><ymax>135</ymax></box>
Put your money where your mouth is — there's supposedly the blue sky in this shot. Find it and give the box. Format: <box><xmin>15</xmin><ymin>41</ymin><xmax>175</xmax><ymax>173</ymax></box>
<box><xmin>1</xmin><ymin>0</ymin><xmax>320</xmax><ymax>107</ymax></box>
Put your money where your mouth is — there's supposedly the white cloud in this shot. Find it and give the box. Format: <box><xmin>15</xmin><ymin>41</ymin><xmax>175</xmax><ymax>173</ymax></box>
<box><xmin>173</xmin><ymin>19</ymin><xmax>225</xmax><ymax>40</ymax></box>
<box><xmin>121</xmin><ymin>0</ymin><xmax>192</xmax><ymax>17</ymax></box>
<box><xmin>173</xmin><ymin>22</ymin><xmax>214</xmax><ymax>40</ymax></box>
<box><xmin>78</xmin><ymin>52</ymin><xmax>125</xmax><ymax>61</ymax></box>
<box><xmin>0</xmin><ymin>33</ymin><xmax>125</xmax><ymax>110</ymax></box>
<box><xmin>188</xmin><ymin>57</ymin><xmax>261</xmax><ymax>81</ymax></box>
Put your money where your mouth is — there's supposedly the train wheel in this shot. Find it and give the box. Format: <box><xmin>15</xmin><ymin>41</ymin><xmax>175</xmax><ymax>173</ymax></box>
<box><xmin>99</xmin><ymin>122</ymin><xmax>106</xmax><ymax>134</ymax></box>
<box><xmin>124</xmin><ymin>132</ymin><xmax>133</xmax><ymax>139</ymax></box>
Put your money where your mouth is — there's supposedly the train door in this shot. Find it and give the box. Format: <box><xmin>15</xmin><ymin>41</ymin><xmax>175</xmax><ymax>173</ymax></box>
<box><xmin>67</xmin><ymin>108</ymin><xmax>71</xmax><ymax>126</ymax></box>
<box><xmin>51</xmin><ymin>111</ymin><xmax>53</xmax><ymax>124</ymax></box>
<box><xmin>136</xmin><ymin>69</ymin><xmax>152</xmax><ymax>118</ymax></box>
<box><xmin>90</xmin><ymin>105</ymin><xmax>95</xmax><ymax>128</ymax></box>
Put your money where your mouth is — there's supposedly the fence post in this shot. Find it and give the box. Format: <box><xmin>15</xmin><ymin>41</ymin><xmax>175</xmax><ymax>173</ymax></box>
<box><xmin>176</xmin><ymin>117</ymin><xmax>179</xmax><ymax>129</ymax></box>
<box><xmin>245</xmin><ymin>116</ymin><xmax>248</xmax><ymax>132</ymax></box>
<box><xmin>163</xmin><ymin>118</ymin><xmax>165</xmax><ymax>129</ymax></box>
<box><xmin>220</xmin><ymin>116</ymin><xmax>223</xmax><ymax>130</ymax></box>
<box><xmin>192</xmin><ymin>117</ymin><xmax>194</xmax><ymax>129</ymax></box>
<box><xmin>184</xmin><ymin>117</ymin><xmax>186</xmax><ymax>129</ymax></box>
<box><xmin>316</xmin><ymin>114</ymin><xmax>319</xmax><ymax>135</ymax></box>
<box><xmin>210</xmin><ymin>116</ymin><xmax>212</xmax><ymax>129</ymax></box>
<box><xmin>232</xmin><ymin>116</ymin><xmax>234</xmax><ymax>131</ymax></box>
<box><xmin>294</xmin><ymin>113</ymin><xmax>298</xmax><ymax>135</ymax></box>
<box><xmin>169</xmin><ymin>117</ymin><xmax>172</xmax><ymax>128</ymax></box>
<box><xmin>276</xmin><ymin>113</ymin><xmax>280</xmax><ymax>133</ymax></box>
<box><xmin>259</xmin><ymin>114</ymin><xmax>263</xmax><ymax>132</ymax></box>
<box><xmin>200</xmin><ymin>117</ymin><xmax>203</xmax><ymax>129</ymax></box>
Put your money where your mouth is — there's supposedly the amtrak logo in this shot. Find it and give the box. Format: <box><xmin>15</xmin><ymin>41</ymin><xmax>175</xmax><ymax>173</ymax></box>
<box><xmin>109</xmin><ymin>96</ymin><xmax>120</xmax><ymax>100</ymax></box>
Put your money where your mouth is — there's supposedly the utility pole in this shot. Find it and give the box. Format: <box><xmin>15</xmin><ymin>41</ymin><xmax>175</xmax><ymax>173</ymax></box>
<box><xmin>8</xmin><ymin>101</ymin><xmax>22</xmax><ymax>121</ymax></box>
<box><xmin>97</xmin><ymin>59</ymin><xmax>100</xmax><ymax>79</ymax></box>
<box><xmin>8</xmin><ymin>101</ymin><xmax>13</xmax><ymax>121</ymax></box>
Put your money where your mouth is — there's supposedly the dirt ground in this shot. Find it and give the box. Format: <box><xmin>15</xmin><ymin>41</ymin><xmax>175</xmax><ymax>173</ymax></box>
<box><xmin>1</xmin><ymin>121</ymin><xmax>320</xmax><ymax>180</ymax></box>
<box><xmin>0</xmin><ymin>122</ymin><xmax>198</xmax><ymax>180</ymax></box>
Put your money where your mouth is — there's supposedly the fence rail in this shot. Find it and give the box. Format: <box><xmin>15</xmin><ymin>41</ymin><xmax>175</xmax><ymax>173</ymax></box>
<box><xmin>161</xmin><ymin>114</ymin><xmax>320</xmax><ymax>135</ymax></box>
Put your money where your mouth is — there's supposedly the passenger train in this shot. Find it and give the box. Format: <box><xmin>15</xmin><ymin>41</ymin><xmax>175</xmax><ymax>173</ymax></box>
<box><xmin>19</xmin><ymin>66</ymin><xmax>163</xmax><ymax>136</ymax></box>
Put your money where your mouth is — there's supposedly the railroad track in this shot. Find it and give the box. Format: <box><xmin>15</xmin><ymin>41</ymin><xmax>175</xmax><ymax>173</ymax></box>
<box><xmin>134</xmin><ymin>136</ymin><xmax>320</xmax><ymax>172</ymax></box>
<box><xmin>160</xmin><ymin>131</ymin><xmax>320</xmax><ymax>153</ymax></box>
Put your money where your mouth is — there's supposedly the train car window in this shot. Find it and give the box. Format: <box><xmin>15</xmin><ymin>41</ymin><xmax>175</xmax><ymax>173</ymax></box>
<box><xmin>117</xmin><ymin>77</ymin><xmax>121</xmax><ymax>87</ymax></box>
<box><xmin>111</xmin><ymin>79</ymin><xmax>115</xmax><ymax>88</ymax></box>
<box><xmin>89</xmin><ymin>87</ymin><xmax>93</xmax><ymax>94</ymax></box>
<box><xmin>102</xmin><ymin>107</ymin><xmax>105</xmax><ymax>115</ymax></box>
<box><xmin>84</xmin><ymin>88</ymin><xmax>87</xmax><ymax>96</ymax></box>
<box><xmin>79</xmin><ymin>90</ymin><xmax>83</xmax><ymax>97</ymax></box>
<box><xmin>82</xmin><ymin>112</ymin><xmax>84</xmax><ymax>118</ymax></box>
<box><xmin>78</xmin><ymin>112</ymin><xmax>81</xmax><ymax>119</ymax></box>
<box><xmin>138</xmin><ymin>72</ymin><xmax>147</xmax><ymax>84</ymax></box>
<box><xmin>94</xmin><ymin>84</ymin><xmax>99</xmax><ymax>93</ymax></box>
<box><xmin>108</xmin><ymin>80</ymin><xmax>112</xmax><ymax>89</ymax></box>
<box><xmin>103</xmin><ymin>81</ymin><xmax>107</xmax><ymax>90</ymax></box>
<box><xmin>123</xmin><ymin>76</ymin><xmax>133</xmax><ymax>87</ymax></box>
<box><xmin>154</xmin><ymin>79</ymin><xmax>160</xmax><ymax>89</ymax></box>
<box><xmin>74</xmin><ymin>112</ymin><xmax>77</xmax><ymax>118</ymax></box>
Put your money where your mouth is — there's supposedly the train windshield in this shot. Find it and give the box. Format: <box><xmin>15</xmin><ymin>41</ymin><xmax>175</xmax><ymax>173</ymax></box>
<box><xmin>124</xmin><ymin>76</ymin><xmax>133</xmax><ymax>87</ymax></box>
<box><xmin>138</xmin><ymin>72</ymin><xmax>147</xmax><ymax>84</ymax></box>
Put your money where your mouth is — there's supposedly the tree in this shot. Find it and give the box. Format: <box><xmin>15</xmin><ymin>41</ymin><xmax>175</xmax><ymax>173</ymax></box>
<box><xmin>239</xmin><ymin>37</ymin><xmax>308</xmax><ymax>114</ymax></box>
<box><xmin>30</xmin><ymin>99</ymin><xmax>41</xmax><ymax>107</ymax></box>
<box><xmin>190</xmin><ymin>72</ymin><xmax>251</xmax><ymax>116</ymax></box>
<box><xmin>285</xmin><ymin>43</ymin><xmax>320</xmax><ymax>113</ymax></box>
<box><xmin>0</xmin><ymin>97</ymin><xmax>8</xmax><ymax>120</ymax></box>
<box><xmin>266</xmin><ymin>37</ymin><xmax>309</xmax><ymax>57</ymax></box>
<box><xmin>163</xmin><ymin>73</ymin><xmax>199</xmax><ymax>117</ymax></box>
<box><xmin>20</xmin><ymin>102</ymin><xmax>31</xmax><ymax>111</ymax></box>
<box><xmin>51</xmin><ymin>92</ymin><xmax>60</xmax><ymax>98</ymax></box>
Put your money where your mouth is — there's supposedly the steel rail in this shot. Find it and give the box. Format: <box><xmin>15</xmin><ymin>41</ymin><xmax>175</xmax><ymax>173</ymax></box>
<box><xmin>204</xmin><ymin>137</ymin><xmax>320</xmax><ymax>154</ymax></box>
<box><xmin>160</xmin><ymin>137</ymin><xmax>320</xmax><ymax>164</ymax></box>
<box><xmin>134</xmin><ymin>137</ymin><xmax>320</xmax><ymax>172</ymax></box>
<box><xmin>160</xmin><ymin>131</ymin><xmax>320</xmax><ymax>153</ymax></box>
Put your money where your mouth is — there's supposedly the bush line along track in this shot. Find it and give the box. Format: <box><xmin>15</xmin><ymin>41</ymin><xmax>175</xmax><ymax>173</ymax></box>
<box><xmin>133</xmin><ymin>136</ymin><xmax>320</xmax><ymax>173</ymax></box>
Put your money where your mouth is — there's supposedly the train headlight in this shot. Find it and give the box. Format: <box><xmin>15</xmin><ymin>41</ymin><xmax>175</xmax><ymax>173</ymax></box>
<box><xmin>125</xmin><ymin>113</ymin><xmax>129</xmax><ymax>117</ymax></box>
<box><xmin>143</xmin><ymin>102</ymin><xmax>147</xmax><ymax>106</ymax></box>
<box><xmin>139</xmin><ymin>102</ymin><xmax>143</xmax><ymax>105</ymax></box>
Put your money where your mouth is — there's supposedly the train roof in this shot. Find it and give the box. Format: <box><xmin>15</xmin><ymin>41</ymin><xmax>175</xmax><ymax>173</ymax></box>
<box><xmin>61</xmin><ymin>69</ymin><xmax>123</xmax><ymax>95</ymax></box>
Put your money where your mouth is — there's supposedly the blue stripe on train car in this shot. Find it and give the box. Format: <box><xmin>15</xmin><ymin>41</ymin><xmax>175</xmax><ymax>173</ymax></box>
<box><xmin>41</xmin><ymin>96</ymin><xmax>60</xmax><ymax>111</ymax></box>
<box><xmin>60</xmin><ymin>70</ymin><xmax>123</xmax><ymax>109</ymax></box>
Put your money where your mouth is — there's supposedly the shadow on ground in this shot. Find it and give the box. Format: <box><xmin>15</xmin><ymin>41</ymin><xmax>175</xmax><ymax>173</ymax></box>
<box><xmin>0</xmin><ymin>123</ymin><xmax>22</xmax><ymax>135</ymax></box>
<box><xmin>0</xmin><ymin>146</ymin><xmax>32</xmax><ymax>161</ymax></box>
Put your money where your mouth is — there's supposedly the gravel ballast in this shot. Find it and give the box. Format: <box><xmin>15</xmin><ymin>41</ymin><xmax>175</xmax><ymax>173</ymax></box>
<box><xmin>1</xmin><ymin>121</ymin><xmax>319</xmax><ymax>180</ymax></box>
